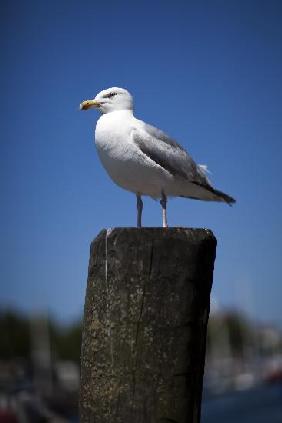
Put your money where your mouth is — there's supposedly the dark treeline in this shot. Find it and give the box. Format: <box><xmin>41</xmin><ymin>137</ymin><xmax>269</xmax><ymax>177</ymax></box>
<box><xmin>1</xmin><ymin>308</ymin><xmax>281</xmax><ymax>364</ymax></box>
<box><xmin>0</xmin><ymin>310</ymin><xmax>82</xmax><ymax>363</ymax></box>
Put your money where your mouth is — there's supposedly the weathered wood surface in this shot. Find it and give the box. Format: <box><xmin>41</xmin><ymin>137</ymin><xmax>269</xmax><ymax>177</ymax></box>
<box><xmin>80</xmin><ymin>228</ymin><xmax>216</xmax><ymax>423</ymax></box>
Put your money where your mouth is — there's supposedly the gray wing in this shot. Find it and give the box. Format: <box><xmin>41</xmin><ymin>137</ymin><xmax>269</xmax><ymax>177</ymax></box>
<box><xmin>133</xmin><ymin>120</ymin><xmax>211</xmax><ymax>186</ymax></box>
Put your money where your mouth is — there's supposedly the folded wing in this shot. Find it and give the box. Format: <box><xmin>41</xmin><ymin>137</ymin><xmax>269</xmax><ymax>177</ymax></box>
<box><xmin>133</xmin><ymin>121</ymin><xmax>210</xmax><ymax>185</ymax></box>
<box><xmin>132</xmin><ymin>120</ymin><xmax>235</xmax><ymax>205</ymax></box>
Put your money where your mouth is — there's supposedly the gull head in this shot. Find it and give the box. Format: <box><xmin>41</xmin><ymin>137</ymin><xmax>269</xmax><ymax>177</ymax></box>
<box><xmin>80</xmin><ymin>87</ymin><xmax>133</xmax><ymax>114</ymax></box>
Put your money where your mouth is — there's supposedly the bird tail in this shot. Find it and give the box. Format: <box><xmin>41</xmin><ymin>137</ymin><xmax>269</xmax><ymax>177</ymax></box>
<box><xmin>183</xmin><ymin>181</ymin><xmax>236</xmax><ymax>205</ymax></box>
<box><xmin>196</xmin><ymin>165</ymin><xmax>235</xmax><ymax>205</ymax></box>
<box><xmin>211</xmin><ymin>187</ymin><xmax>236</xmax><ymax>206</ymax></box>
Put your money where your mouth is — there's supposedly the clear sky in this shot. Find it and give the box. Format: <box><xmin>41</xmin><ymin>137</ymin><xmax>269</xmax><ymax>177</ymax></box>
<box><xmin>1</xmin><ymin>0</ymin><xmax>282</xmax><ymax>325</ymax></box>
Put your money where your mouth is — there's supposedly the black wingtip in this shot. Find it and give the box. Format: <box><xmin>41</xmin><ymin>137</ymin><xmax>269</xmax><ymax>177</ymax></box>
<box><xmin>212</xmin><ymin>188</ymin><xmax>236</xmax><ymax>206</ymax></box>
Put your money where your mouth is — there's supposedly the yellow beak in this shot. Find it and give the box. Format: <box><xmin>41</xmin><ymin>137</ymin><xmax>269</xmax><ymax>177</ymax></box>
<box><xmin>80</xmin><ymin>99</ymin><xmax>100</xmax><ymax>110</ymax></box>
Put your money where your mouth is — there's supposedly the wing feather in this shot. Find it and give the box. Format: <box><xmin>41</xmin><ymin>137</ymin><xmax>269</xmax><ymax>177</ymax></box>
<box><xmin>132</xmin><ymin>120</ymin><xmax>211</xmax><ymax>186</ymax></box>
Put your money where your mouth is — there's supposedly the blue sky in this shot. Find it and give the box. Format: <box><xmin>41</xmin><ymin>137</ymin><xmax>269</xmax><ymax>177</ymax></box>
<box><xmin>1</xmin><ymin>0</ymin><xmax>282</xmax><ymax>325</ymax></box>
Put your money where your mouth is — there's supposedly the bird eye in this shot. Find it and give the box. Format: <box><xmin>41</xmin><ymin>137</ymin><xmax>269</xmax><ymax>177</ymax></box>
<box><xmin>104</xmin><ymin>92</ymin><xmax>117</xmax><ymax>99</ymax></box>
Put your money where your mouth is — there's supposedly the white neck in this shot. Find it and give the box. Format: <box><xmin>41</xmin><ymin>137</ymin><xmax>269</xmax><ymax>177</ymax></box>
<box><xmin>103</xmin><ymin>109</ymin><xmax>134</xmax><ymax>117</ymax></box>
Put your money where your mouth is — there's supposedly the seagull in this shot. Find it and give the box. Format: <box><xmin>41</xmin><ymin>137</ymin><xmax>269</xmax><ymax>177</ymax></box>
<box><xmin>80</xmin><ymin>87</ymin><xmax>235</xmax><ymax>228</ymax></box>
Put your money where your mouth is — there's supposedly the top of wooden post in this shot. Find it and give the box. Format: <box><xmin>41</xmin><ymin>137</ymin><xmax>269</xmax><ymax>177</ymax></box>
<box><xmin>92</xmin><ymin>227</ymin><xmax>216</xmax><ymax>247</ymax></box>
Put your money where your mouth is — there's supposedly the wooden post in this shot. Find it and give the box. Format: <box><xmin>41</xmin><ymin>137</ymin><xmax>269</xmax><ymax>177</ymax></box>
<box><xmin>80</xmin><ymin>228</ymin><xmax>216</xmax><ymax>423</ymax></box>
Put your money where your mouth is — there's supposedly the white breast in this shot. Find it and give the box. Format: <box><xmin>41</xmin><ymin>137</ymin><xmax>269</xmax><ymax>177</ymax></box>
<box><xmin>94</xmin><ymin>111</ymin><xmax>172</xmax><ymax>197</ymax></box>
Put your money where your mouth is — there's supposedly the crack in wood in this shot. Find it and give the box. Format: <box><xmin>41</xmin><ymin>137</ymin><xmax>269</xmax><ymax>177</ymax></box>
<box><xmin>132</xmin><ymin>242</ymin><xmax>154</xmax><ymax>400</ymax></box>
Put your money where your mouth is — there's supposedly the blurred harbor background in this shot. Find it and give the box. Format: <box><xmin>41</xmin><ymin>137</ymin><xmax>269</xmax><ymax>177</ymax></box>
<box><xmin>1</xmin><ymin>305</ymin><xmax>282</xmax><ymax>422</ymax></box>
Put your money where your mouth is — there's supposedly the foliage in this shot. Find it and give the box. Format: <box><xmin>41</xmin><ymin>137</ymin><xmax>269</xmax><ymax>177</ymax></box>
<box><xmin>50</xmin><ymin>321</ymin><xmax>82</xmax><ymax>363</ymax></box>
<box><xmin>207</xmin><ymin>309</ymin><xmax>251</xmax><ymax>357</ymax></box>
<box><xmin>0</xmin><ymin>310</ymin><xmax>31</xmax><ymax>360</ymax></box>
<box><xmin>0</xmin><ymin>310</ymin><xmax>82</xmax><ymax>363</ymax></box>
